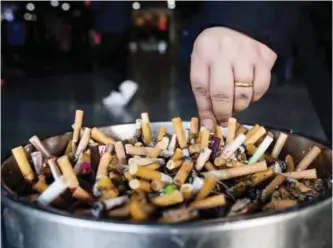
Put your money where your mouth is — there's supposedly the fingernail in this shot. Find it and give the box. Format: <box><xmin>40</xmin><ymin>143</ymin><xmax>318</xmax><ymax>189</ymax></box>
<box><xmin>202</xmin><ymin>119</ymin><xmax>214</xmax><ymax>131</ymax></box>
<box><xmin>220</xmin><ymin>121</ymin><xmax>228</xmax><ymax>127</ymax></box>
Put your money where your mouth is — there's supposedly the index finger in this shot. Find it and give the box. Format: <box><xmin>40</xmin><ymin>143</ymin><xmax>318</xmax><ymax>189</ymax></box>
<box><xmin>190</xmin><ymin>54</ymin><xmax>216</xmax><ymax>131</ymax></box>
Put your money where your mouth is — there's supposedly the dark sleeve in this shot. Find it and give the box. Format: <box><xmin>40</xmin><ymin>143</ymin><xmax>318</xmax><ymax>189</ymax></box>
<box><xmin>201</xmin><ymin>1</ymin><xmax>305</xmax><ymax>57</ymax></box>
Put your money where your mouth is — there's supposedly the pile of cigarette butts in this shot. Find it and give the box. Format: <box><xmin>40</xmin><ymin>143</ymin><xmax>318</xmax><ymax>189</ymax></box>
<box><xmin>10</xmin><ymin>110</ymin><xmax>331</xmax><ymax>223</ymax></box>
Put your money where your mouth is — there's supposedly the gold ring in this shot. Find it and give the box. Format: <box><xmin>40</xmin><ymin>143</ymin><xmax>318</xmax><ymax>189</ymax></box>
<box><xmin>235</xmin><ymin>82</ymin><xmax>253</xmax><ymax>88</ymax></box>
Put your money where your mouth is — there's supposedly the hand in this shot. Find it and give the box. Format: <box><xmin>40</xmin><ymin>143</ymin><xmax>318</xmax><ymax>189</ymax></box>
<box><xmin>190</xmin><ymin>27</ymin><xmax>277</xmax><ymax>129</ymax></box>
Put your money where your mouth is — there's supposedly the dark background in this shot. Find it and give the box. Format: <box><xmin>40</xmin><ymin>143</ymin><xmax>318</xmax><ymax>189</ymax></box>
<box><xmin>1</xmin><ymin>1</ymin><xmax>331</xmax><ymax>156</ymax></box>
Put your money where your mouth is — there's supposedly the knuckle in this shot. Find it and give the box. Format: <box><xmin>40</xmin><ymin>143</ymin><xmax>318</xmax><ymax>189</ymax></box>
<box><xmin>193</xmin><ymin>85</ymin><xmax>209</xmax><ymax>97</ymax></box>
<box><xmin>235</xmin><ymin>93</ymin><xmax>251</xmax><ymax>101</ymax></box>
<box><xmin>210</xmin><ymin>92</ymin><xmax>232</xmax><ymax>103</ymax></box>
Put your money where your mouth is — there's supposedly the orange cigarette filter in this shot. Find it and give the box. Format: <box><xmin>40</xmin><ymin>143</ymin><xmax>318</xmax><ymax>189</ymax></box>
<box><xmin>73</xmin><ymin>110</ymin><xmax>84</xmax><ymax>144</ymax></box>
<box><xmin>166</xmin><ymin>159</ymin><xmax>183</xmax><ymax>170</ymax></box>
<box><xmin>143</xmin><ymin>162</ymin><xmax>161</xmax><ymax>170</ymax></box>
<box><xmin>261</xmin><ymin>175</ymin><xmax>286</xmax><ymax>201</ymax></box>
<box><xmin>172</xmin><ymin>117</ymin><xmax>188</xmax><ymax>149</ymax></box>
<box><xmin>189</xmin><ymin>144</ymin><xmax>201</xmax><ymax>154</ymax></box>
<box><xmin>281</xmin><ymin>169</ymin><xmax>317</xmax><ymax>180</ymax></box>
<box><xmin>91</xmin><ymin>127</ymin><xmax>115</xmax><ymax>145</ymax></box>
<box><xmin>213</xmin><ymin>157</ymin><xmax>227</xmax><ymax>167</ymax></box>
<box><xmin>129</xmin><ymin>164</ymin><xmax>171</xmax><ymax>183</ymax></box>
<box><xmin>141</xmin><ymin>113</ymin><xmax>152</xmax><ymax>146</ymax></box>
<box><xmin>171</xmin><ymin>148</ymin><xmax>183</xmax><ymax>161</ymax></box>
<box><xmin>204</xmin><ymin>161</ymin><xmax>217</xmax><ymax>171</ymax></box>
<box><xmin>57</xmin><ymin>155</ymin><xmax>79</xmax><ymax>188</ymax></box>
<box><xmin>124</xmin><ymin>171</ymin><xmax>135</xmax><ymax>181</ymax></box>
<box><xmin>190</xmin><ymin>117</ymin><xmax>199</xmax><ymax>138</ymax></box>
<box><xmin>173</xmin><ymin>160</ymin><xmax>194</xmax><ymax>185</ymax></box>
<box><xmin>129</xmin><ymin>179</ymin><xmax>151</xmax><ymax>193</ymax></box>
<box><xmin>12</xmin><ymin>146</ymin><xmax>35</xmax><ymax>182</ymax></box>
<box><xmin>65</xmin><ymin>140</ymin><xmax>72</xmax><ymax>155</ymax></box>
<box><xmin>99</xmin><ymin>188</ymin><xmax>119</xmax><ymax>201</ymax></box>
<box><xmin>245</xmin><ymin>124</ymin><xmax>260</xmax><ymax>140</ymax></box>
<box><xmin>245</xmin><ymin>144</ymin><xmax>257</xmax><ymax>156</ymax></box>
<box><xmin>226</xmin><ymin>118</ymin><xmax>237</xmax><ymax>145</ymax></box>
<box><xmin>33</xmin><ymin>176</ymin><xmax>48</xmax><ymax>193</ymax></box>
<box><xmin>72</xmin><ymin>187</ymin><xmax>93</xmax><ymax>201</ymax></box>
<box><xmin>181</xmin><ymin>184</ymin><xmax>194</xmax><ymax>200</ymax></box>
<box><xmin>235</xmin><ymin>124</ymin><xmax>248</xmax><ymax>136</ymax></box>
<box><xmin>156</xmin><ymin>126</ymin><xmax>167</xmax><ymax>142</ymax></box>
<box><xmin>244</xmin><ymin>126</ymin><xmax>266</xmax><ymax>145</ymax></box>
<box><xmin>296</xmin><ymin>146</ymin><xmax>321</xmax><ymax>171</ymax></box>
<box><xmin>215</xmin><ymin>125</ymin><xmax>224</xmax><ymax>147</ymax></box>
<box><xmin>115</xmin><ymin>141</ymin><xmax>126</xmax><ymax>165</ymax></box>
<box><xmin>200</xmin><ymin>128</ymin><xmax>210</xmax><ymax>149</ymax></box>
<box><xmin>151</xmin><ymin>180</ymin><xmax>165</xmax><ymax>192</ymax></box>
<box><xmin>159</xmin><ymin>207</ymin><xmax>198</xmax><ymax>223</ymax></box>
<box><xmin>263</xmin><ymin>200</ymin><xmax>297</xmax><ymax>211</ymax></box>
<box><xmin>247</xmin><ymin>166</ymin><xmax>275</xmax><ymax>186</ymax></box>
<box><xmin>196</xmin><ymin>176</ymin><xmax>218</xmax><ymax>200</ymax></box>
<box><xmin>271</xmin><ymin>132</ymin><xmax>288</xmax><ymax>159</ymax></box>
<box><xmin>107</xmin><ymin>204</ymin><xmax>130</xmax><ymax>218</ymax></box>
<box><xmin>130</xmin><ymin>198</ymin><xmax>149</xmax><ymax>221</ymax></box>
<box><xmin>151</xmin><ymin>190</ymin><xmax>184</xmax><ymax>207</ymax></box>
<box><xmin>285</xmin><ymin>154</ymin><xmax>295</xmax><ymax>172</ymax></box>
<box><xmin>190</xmin><ymin>194</ymin><xmax>226</xmax><ymax>209</ymax></box>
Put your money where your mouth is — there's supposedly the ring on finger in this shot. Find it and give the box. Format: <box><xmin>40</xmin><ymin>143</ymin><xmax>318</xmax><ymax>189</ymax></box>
<box><xmin>234</xmin><ymin>81</ymin><xmax>253</xmax><ymax>88</ymax></box>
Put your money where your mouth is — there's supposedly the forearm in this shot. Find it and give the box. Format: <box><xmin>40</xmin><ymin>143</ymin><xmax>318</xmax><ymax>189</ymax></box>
<box><xmin>200</xmin><ymin>2</ymin><xmax>304</xmax><ymax>57</ymax></box>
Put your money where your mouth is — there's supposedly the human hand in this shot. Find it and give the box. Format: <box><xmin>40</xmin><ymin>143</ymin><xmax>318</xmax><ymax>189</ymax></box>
<box><xmin>190</xmin><ymin>27</ymin><xmax>277</xmax><ymax>129</ymax></box>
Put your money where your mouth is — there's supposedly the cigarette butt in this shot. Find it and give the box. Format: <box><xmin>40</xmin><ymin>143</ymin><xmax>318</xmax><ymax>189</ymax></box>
<box><xmin>124</xmin><ymin>171</ymin><xmax>135</xmax><ymax>181</ymax></box>
<box><xmin>91</xmin><ymin>127</ymin><xmax>115</xmax><ymax>145</ymax></box>
<box><xmin>159</xmin><ymin>207</ymin><xmax>198</xmax><ymax>223</ymax></box>
<box><xmin>128</xmin><ymin>157</ymin><xmax>165</xmax><ymax>166</ymax></box>
<box><xmin>228</xmin><ymin>160</ymin><xmax>246</xmax><ymax>168</ymax></box>
<box><xmin>135</xmin><ymin>118</ymin><xmax>142</xmax><ymax>136</ymax></box>
<box><xmin>33</xmin><ymin>176</ymin><xmax>48</xmax><ymax>193</ymax></box>
<box><xmin>107</xmin><ymin>204</ymin><xmax>130</xmax><ymax>218</ymax></box>
<box><xmin>247</xmin><ymin>167</ymin><xmax>275</xmax><ymax>186</ymax></box>
<box><xmin>195</xmin><ymin>148</ymin><xmax>212</xmax><ymax>171</ymax></box>
<box><xmin>281</xmin><ymin>169</ymin><xmax>317</xmax><ymax>179</ymax></box>
<box><xmin>129</xmin><ymin>179</ymin><xmax>151</xmax><ymax>193</ymax></box>
<box><xmin>271</xmin><ymin>132</ymin><xmax>288</xmax><ymax>159</ymax></box>
<box><xmin>235</xmin><ymin>125</ymin><xmax>248</xmax><ymax>136</ymax></box>
<box><xmin>172</xmin><ymin>117</ymin><xmax>188</xmax><ymax>149</ymax></box>
<box><xmin>196</xmin><ymin>176</ymin><xmax>218</xmax><ymax>200</ymax></box>
<box><xmin>245</xmin><ymin>126</ymin><xmax>266</xmax><ymax>145</ymax></box>
<box><xmin>12</xmin><ymin>146</ymin><xmax>35</xmax><ymax>182</ymax></box>
<box><xmin>214</xmin><ymin>157</ymin><xmax>227</xmax><ymax>167</ymax></box>
<box><xmin>31</xmin><ymin>151</ymin><xmax>43</xmax><ymax>175</ymax></box>
<box><xmin>151</xmin><ymin>190</ymin><xmax>184</xmax><ymax>207</ymax></box>
<box><xmin>181</xmin><ymin>184</ymin><xmax>194</xmax><ymax>200</ymax></box>
<box><xmin>151</xmin><ymin>180</ymin><xmax>165</xmax><ymax>192</ymax></box>
<box><xmin>189</xmin><ymin>144</ymin><xmax>201</xmax><ymax>154</ymax></box>
<box><xmin>47</xmin><ymin>158</ymin><xmax>62</xmax><ymax>179</ymax></box>
<box><xmin>129</xmin><ymin>164</ymin><xmax>172</xmax><ymax>183</ymax></box>
<box><xmin>215</xmin><ymin>125</ymin><xmax>225</xmax><ymax>147</ymax></box>
<box><xmin>37</xmin><ymin>176</ymin><xmax>69</xmax><ymax>205</ymax></box>
<box><xmin>73</xmin><ymin>110</ymin><xmax>84</xmax><ymax>144</ymax></box>
<box><xmin>65</xmin><ymin>140</ymin><xmax>72</xmax><ymax>155</ymax></box>
<box><xmin>102</xmin><ymin>196</ymin><xmax>129</xmax><ymax>211</ymax></box>
<box><xmin>204</xmin><ymin>161</ymin><xmax>217</xmax><ymax>171</ymax></box>
<box><xmin>296</xmin><ymin>146</ymin><xmax>321</xmax><ymax>171</ymax></box>
<box><xmin>166</xmin><ymin>159</ymin><xmax>183</xmax><ymax>170</ymax></box>
<box><xmin>263</xmin><ymin>200</ymin><xmax>297</xmax><ymax>211</ymax></box>
<box><xmin>173</xmin><ymin>160</ymin><xmax>194</xmax><ymax>186</ymax></box>
<box><xmin>226</xmin><ymin>118</ymin><xmax>237</xmax><ymax>145</ymax></box>
<box><xmin>246</xmin><ymin>144</ymin><xmax>257</xmax><ymax>156</ymax></box>
<box><xmin>96</xmin><ymin>147</ymin><xmax>113</xmax><ymax>180</ymax></box>
<box><xmin>285</xmin><ymin>154</ymin><xmax>295</xmax><ymax>172</ymax></box>
<box><xmin>248</xmin><ymin>135</ymin><xmax>274</xmax><ymax>165</ymax></box>
<box><xmin>96</xmin><ymin>176</ymin><xmax>115</xmax><ymax>190</ymax></box>
<box><xmin>203</xmin><ymin>161</ymin><xmax>267</xmax><ymax>180</ymax></box>
<box><xmin>141</xmin><ymin>113</ymin><xmax>152</xmax><ymax>146</ymax></box>
<box><xmin>129</xmin><ymin>198</ymin><xmax>149</xmax><ymax>221</ymax></box>
<box><xmin>190</xmin><ymin>117</ymin><xmax>199</xmax><ymax>137</ymax></box>
<box><xmin>245</xmin><ymin>124</ymin><xmax>260</xmax><ymax>140</ymax></box>
<box><xmin>134</xmin><ymin>142</ymin><xmax>143</xmax><ymax>147</ymax></box>
<box><xmin>57</xmin><ymin>155</ymin><xmax>79</xmax><ymax>188</ymax></box>
<box><xmin>72</xmin><ymin>187</ymin><xmax>93</xmax><ymax>201</ymax></box>
<box><xmin>261</xmin><ymin>175</ymin><xmax>286</xmax><ymax>201</ymax></box>
<box><xmin>200</xmin><ymin>128</ymin><xmax>210</xmax><ymax>148</ymax></box>
<box><xmin>171</xmin><ymin>148</ymin><xmax>183</xmax><ymax>161</ymax></box>
<box><xmin>157</xmin><ymin>126</ymin><xmax>167</xmax><ymax>142</ymax></box>
<box><xmin>148</xmin><ymin>146</ymin><xmax>163</xmax><ymax>158</ymax></box>
<box><xmin>220</xmin><ymin>133</ymin><xmax>247</xmax><ymax>160</ymax></box>
<box><xmin>125</xmin><ymin>146</ymin><xmax>148</xmax><ymax>156</ymax></box>
<box><xmin>115</xmin><ymin>141</ymin><xmax>126</xmax><ymax>165</ymax></box>
<box><xmin>75</xmin><ymin>128</ymin><xmax>91</xmax><ymax>158</ymax></box>
<box><xmin>99</xmin><ymin>188</ymin><xmax>119</xmax><ymax>201</ymax></box>
<box><xmin>190</xmin><ymin>194</ymin><xmax>226</xmax><ymax>209</ymax></box>
<box><xmin>29</xmin><ymin>135</ymin><xmax>52</xmax><ymax>158</ymax></box>
<box><xmin>143</xmin><ymin>162</ymin><xmax>161</xmax><ymax>170</ymax></box>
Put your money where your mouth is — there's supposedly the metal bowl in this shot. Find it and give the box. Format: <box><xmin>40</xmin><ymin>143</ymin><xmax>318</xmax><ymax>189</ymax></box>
<box><xmin>2</xmin><ymin>122</ymin><xmax>332</xmax><ymax>248</ymax></box>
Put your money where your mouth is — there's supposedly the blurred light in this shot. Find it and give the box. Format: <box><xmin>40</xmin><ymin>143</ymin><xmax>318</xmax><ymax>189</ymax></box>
<box><xmin>24</xmin><ymin>13</ymin><xmax>32</xmax><ymax>21</ymax></box>
<box><xmin>31</xmin><ymin>14</ymin><xmax>37</xmax><ymax>21</ymax></box>
<box><xmin>50</xmin><ymin>0</ymin><xmax>59</xmax><ymax>7</ymax></box>
<box><xmin>158</xmin><ymin>41</ymin><xmax>167</xmax><ymax>54</ymax></box>
<box><xmin>61</xmin><ymin>3</ymin><xmax>70</xmax><ymax>11</ymax></box>
<box><xmin>26</xmin><ymin>3</ymin><xmax>35</xmax><ymax>11</ymax></box>
<box><xmin>167</xmin><ymin>3</ymin><xmax>176</xmax><ymax>9</ymax></box>
<box><xmin>84</xmin><ymin>0</ymin><xmax>91</xmax><ymax>6</ymax></box>
<box><xmin>4</xmin><ymin>9</ymin><xmax>14</xmax><ymax>22</ymax></box>
<box><xmin>132</xmin><ymin>2</ymin><xmax>140</xmax><ymax>10</ymax></box>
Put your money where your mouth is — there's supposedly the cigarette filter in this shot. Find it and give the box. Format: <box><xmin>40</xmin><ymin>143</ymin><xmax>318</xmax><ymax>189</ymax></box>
<box><xmin>248</xmin><ymin>135</ymin><xmax>274</xmax><ymax>165</ymax></box>
<box><xmin>37</xmin><ymin>176</ymin><xmax>69</xmax><ymax>205</ymax></box>
<box><xmin>195</xmin><ymin>176</ymin><xmax>218</xmax><ymax>200</ymax></box>
<box><xmin>226</xmin><ymin>118</ymin><xmax>237</xmax><ymax>145</ymax></box>
<box><xmin>29</xmin><ymin>135</ymin><xmax>52</xmax><ymax>158</ymax></box>
<box><xmin>151</xmin><ymin>190</ymin><xmax>184</xmax><ymax>207</ymax></box>
<box><xmin>172</xmin><ymin>117</ymin><xmax>187</xmax><ymax>149</ymax></box>
<box><xmin>12</xmin><ymin>146</ymin><xmax>35</xmax><ymax>182</ymax></box>
<box><xmin>91</xmin><ymin>127</ymin><xmax>115</xmax><ymax>145</ymax></box>
<box><xmin>141</xmin><ymin>113</ymin><xmax>152</xmax><ymax>146</ymax></box>
<box><xmin>190</xmin><ymin>194</ymin><xmax>226</xmax><ymax>209</ymax></box>
<box><xmin>296</xmin><ymin>146</ymin><xmax>321</xmax><ymax>171</ymax></box>
<box><xmin>271</xmin><ymin>132</ymin><xmax>288</xmax><ymax>159</ymax></box>
<box><xmin>173</xmin><ymin>160</ymin><xmax>194</xmax><ymax>185</ymax></box>
<box><xmin>195</xmin><ymin>148</ymin><xmax>212</xmax><ymax>171</ymax></box>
